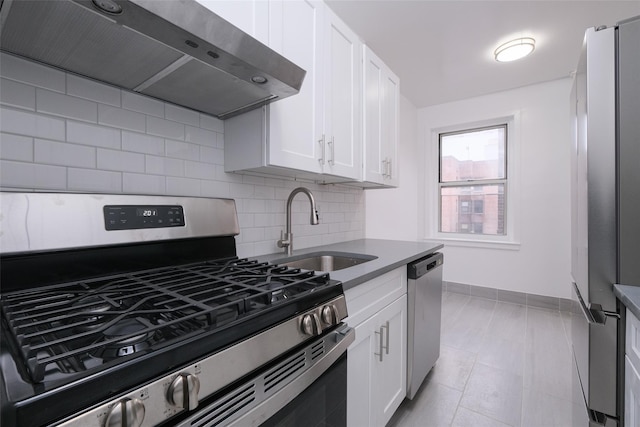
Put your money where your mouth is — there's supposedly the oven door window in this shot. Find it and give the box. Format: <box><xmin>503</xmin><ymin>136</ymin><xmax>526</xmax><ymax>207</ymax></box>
<box><xmin>261</xmin><ymin>353</ymin><xmax>347</xmax><ymax>427</ymax></box>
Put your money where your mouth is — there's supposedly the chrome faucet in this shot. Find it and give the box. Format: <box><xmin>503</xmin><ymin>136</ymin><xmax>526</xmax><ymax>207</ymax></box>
<box><xmin>277</xmin><ymin>187</ymin><xmax>319</xmax><ymax>256</ymax></box>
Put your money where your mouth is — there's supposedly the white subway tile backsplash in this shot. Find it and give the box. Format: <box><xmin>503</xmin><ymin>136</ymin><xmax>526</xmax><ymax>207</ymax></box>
<box><xmin>1</xmin><ymin>78</ymin><xmax>36</xmax><ymax>110</ymax></box>
<box><xmin>165</xmin><ymin>140</ymin><xmax>199</xmax><ymax>161</ymax></box>
<box><xmin>67</xmin><ymin>121</ymin><xmax>120</xmax><ymax>149</ymax></box>
<box><xmin>254</xmin><ymin>213</ymin><xmax>280</xmax><ymax>227</ymax></box>
<box><xmin>67</xmin><ymin>75</ymin><xmax>121</xmax><ymax>107</ymax></box>
<box><xmin>147</xmin><ymin>116</ymin><xmax>184</xmax><ymax>140</ymax></box>
<box><xmin>68</xmin><ymin>168</ymin><xmax>122</xmax><ymax>192</ymax></box>
<box><xmin>243</xmin><ymin>198</ymin><xmax>267</xmax><ymax>213</ymax></box>
<box><xmin>185</xmin><ymin>160</ymin><xmax>217</xmax><ymax>180</ymax></box>
<box><xmin>0</xmin><ymin>133</ymin><xmax>33</xmax><ymax>161</ymax></box>
<box><xmin>229</xmin><ymin>183</ymin><xmax>255</xmax><ymax>198</ymax></box>
<box><xmin>1</xmin><ymin>160</ymin><xmax>66</xmax><ymax>189</ymax></box>
<box><xmin>253</xmin><ymin>185</ymin><xmax>275</xmax><ymax>200</ymax></box>
<box><xmin>145</xmin><ymin>155</ymin><xmax>184</xmax><ymax>177</ymax></box>
<box><xmin>165</xmin><ymin>104</ymin><xmax>199</xmax><ymax>127</ymax></box>
<box><xmin>199</xmin><ymin>146</ymin><xmax>224</xmax><ymax>165</ymax></box>
<box><xmin>36</xmin><ymin>88</ymin><xmax>97</xmax><ymax>123</ymax></box>
<box><xmin>242</xmin><ymin>227</ymin><xmax>266</xmax><ymax>243</ymax></box>
<box><xmin>97</xmin><ymin>149</ymin><xmax>145</xmax><ymax>172</ymax></box>
<box><xmin>122</xmin><ymin>91</ymin><xmax>164</xmax><ymax>117</ymax></box>
<box><xmin>166</xmin><ymin>176</ymin><xmax>201</xmax><ymax>196</ymax></box>
<box><xmin>98</xmin><ymin>104</ymin><xmax>145</xmax><ymax>132</ymax></box>
<box><xmin>35</xmin><ymin>139</ymin><xmax>95</xmax><ymax>168</ymax></box>
<box><xmin>122</xmin><ymin>131</ymin><xmax>164</xmax><ymax>155</ymax></box>
<box><xmin>199</xmin><ymin>114</ymin><xmax>224</xmax><ymax>133</ymax></box>
<box><xmin>1</xmin><ymin>107</ymin><xmax>65</xmax><ymax>140</ymax></box>
<box><xmin>185</xmin><ymin>126</ymin><xmax>217</xmax><ymax>146</ymax></box>
<box><xmin>123</xmin><ymin>173</ymin><xmax>166</xmax><ymax>195</ymax></box>
<box><xmin>0</xmin><ymin>53</ymin><xmax>65</xmax><ymax>93</ymax></box>
<box><xmin>201</xmin><ymin>180</ymin><xmax>230</xmax><ymax>198</ymax></box>
<box><xmin>0</xmin><ymin>58</ymin><xmax>365</xmax><ymax>258</ymax></box>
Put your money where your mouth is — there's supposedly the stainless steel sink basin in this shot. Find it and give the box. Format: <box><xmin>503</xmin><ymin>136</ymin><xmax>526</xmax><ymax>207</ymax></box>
<box><xmin>275</xmin><ymin>251</ymin><xmax>377</xmax><ymax>272</ymax></box>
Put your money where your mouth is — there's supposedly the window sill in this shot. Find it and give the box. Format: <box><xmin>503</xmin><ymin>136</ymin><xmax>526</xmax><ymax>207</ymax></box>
<box><xmin>424</xmin><ymin>237</ymin><xmax>521</xmax><ymax>251</ymax></box>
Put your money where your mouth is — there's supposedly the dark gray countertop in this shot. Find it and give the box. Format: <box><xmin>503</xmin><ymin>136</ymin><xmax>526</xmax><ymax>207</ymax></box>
<box><xmin>255</xmin><ymin>239</ymin><xmax>444</xmax><ymax>290</ymax></box>
<box><xmin>614</xmin><ymin>284</ymin><xmax>640</xmax><ymax>320</ymax></box>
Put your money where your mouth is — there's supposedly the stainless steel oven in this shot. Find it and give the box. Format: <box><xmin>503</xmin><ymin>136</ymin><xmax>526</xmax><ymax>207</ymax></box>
<box><xmin>0</xmin><ymin>192</ymin><xmax>353</xmax><ymax>427</ymax></box>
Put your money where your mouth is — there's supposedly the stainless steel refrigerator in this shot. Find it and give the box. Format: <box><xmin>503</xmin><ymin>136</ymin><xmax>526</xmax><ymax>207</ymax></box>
<box><xmin>570</xmin><ymin>15</ymin><xmax>640</xmax><ymax>427</ymax></box>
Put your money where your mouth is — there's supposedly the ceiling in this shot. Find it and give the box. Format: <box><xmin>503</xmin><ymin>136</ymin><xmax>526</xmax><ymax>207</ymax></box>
<box><xmin>325</xmin><ymin>0</ymin><xmax>640</xmax><ymax>108</ymax></box>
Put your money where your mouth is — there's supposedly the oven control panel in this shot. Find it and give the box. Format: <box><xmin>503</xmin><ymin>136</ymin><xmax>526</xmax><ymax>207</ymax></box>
<box><xmin>104</xmin><ymin>205</ymin><xmax>185</xmax><ymax>230</ymax></box>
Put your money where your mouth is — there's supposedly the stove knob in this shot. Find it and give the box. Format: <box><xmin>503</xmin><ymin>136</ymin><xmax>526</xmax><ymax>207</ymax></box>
<box><xmin>321</xmin><ymin>304</ymin><xmax>339</xmax><ymax>326</ymax></box>
<box><xmin>167</xmin><ymin>373</ymin><xmax>200</xmax><ymax>411</ymax></box>
<box><xmin>105</xmin><ymin>398</ymin><xmax>145</xmax><ymax>427</ymax></box>
<box><xmin>301</xmin><ymin>313</ymin><xmax>322</xmax><ymax>336</ymax></box>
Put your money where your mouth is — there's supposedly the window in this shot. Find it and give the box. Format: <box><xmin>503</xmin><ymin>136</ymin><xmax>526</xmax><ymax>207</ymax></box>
<box><xmin>439</xmin><ymin>125</ymin><xmax>507</xmax><ymax>236</ymax></box>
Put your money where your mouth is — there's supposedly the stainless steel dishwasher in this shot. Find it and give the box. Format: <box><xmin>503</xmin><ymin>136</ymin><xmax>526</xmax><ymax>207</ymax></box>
<box><xmin>406</xmin><ymin>252</ymin><xmax>444</xmax><ymax>400</ymax></box>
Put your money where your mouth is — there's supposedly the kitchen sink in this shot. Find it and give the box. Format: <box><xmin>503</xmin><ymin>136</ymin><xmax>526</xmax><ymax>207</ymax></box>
<box><xmin>275</xmin><ymin>252</ymin><xmax>377</xmax><ymax>272</ymax></box>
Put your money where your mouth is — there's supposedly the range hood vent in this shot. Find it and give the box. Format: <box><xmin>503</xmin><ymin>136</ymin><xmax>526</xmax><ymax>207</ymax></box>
<box><xmin>0</xmin><ymin>0</ymin><xmax>306</xmax><ymax>119</ymax></box>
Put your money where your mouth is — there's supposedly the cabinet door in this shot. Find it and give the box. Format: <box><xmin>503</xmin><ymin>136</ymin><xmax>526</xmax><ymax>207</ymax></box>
<box><xmin>372</xmin><ymin>294</ymin><xmax>407</xmax><ymax>427</ymax></box>
<box><xmin>363</xmin><ymin>47</ymin><xmax>385</xmax><ymax>184</ymax></box>
<box><xmin>347</xmin><ymin>311</ymin><xmax>377</xmax><ymax>427</ymax></box>
<box><xmin>626</xmin><ymin>356</ymin><xmax>640</xmax><ymax>427</ymax></box>
<box><xmin>381</xmin><ymin>67</ymin><xmax>399</xmax><ymax>186</ymax></box>
<box><xmin>347</xmin><ymin>294</ymin><xmax>407</xmax><ymax>427</ymax></box>
<box><xmin>267</xmin><ymin>0</ymin><xmax>324</xmax><ymax>174</ymax></box>
<box><xmin>322</xmin><ymin>8</ymin><xmax>362</xmax><ymax>180</ymax></box>
<box><xmin>362</xmin><ymin>46</ymin><xmax>399</xmax><ymax>187</ymax></box>
<box><xmin>194</xmin><ymin>0</ymin><xmax>269</xmax><ymax>44</ymax></box>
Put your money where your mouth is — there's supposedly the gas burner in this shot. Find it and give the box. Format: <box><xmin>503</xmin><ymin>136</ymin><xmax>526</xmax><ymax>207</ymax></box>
<box><xmin>69</xmin><ymin>295</ymin><xmax>114</xmax><ymax>333</ymax></box>
<box><xmin>93</xmin><ymin>318</ymin><xmax>158</xmax><ymax>360</ymax></box>
<box><xmin>263</xmin><ymin>281</ymin><xmax>290</xmax><ymax>303</ymax></box>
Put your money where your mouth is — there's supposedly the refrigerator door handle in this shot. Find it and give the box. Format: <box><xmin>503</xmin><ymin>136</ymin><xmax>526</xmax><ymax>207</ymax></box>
<box><xmin>573</xmin><ymin>282</ymin><xmax>620</xmax><ymax>325</ymax></box>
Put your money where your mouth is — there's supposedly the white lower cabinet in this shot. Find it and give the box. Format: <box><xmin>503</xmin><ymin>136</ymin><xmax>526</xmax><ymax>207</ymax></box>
<box><xmin>626</xmin><ymin>308</ymin><xmax>640</xmax><ymax>426</ymax></box>
<box><xmin>345</xmin><ymin>267</ymin><xmax>407</xmax><ymax>427</ymax></box>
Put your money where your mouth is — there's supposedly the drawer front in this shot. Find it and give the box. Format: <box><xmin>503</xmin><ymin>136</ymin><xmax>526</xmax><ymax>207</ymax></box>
<box><xmin>627</xmin><ymin>310</ymin><xmax>640</xmax><ymax>372</ymax></box>
<box><xmin>626</xmin><ymin>356</ymin><xmax>640</xmax><ymax>427</ymax></box>
<box><xmin>344</xmin><ymin>266</ymin><xmax>406</xmax><ymax>327</ymax></box>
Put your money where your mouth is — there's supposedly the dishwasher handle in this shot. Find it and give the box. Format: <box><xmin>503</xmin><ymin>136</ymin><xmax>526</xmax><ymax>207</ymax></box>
<box><xmin>408</xmin><ymin>252</ymin><xmax>443</xmax><ymax>280</ymax></box>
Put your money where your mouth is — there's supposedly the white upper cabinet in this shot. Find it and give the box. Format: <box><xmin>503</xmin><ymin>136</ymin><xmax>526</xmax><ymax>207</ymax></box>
<box><xmin>194</xmin><ymin>0</ymin><xmax>269</xmax><ymax>44</ymax></box>
<box><xmin>362</xmin><ymin>46</ymin><xmax>399</xmax><ymax>187</ymax></box>
<box><xmin>266</xmin><ymin>0</ymin><xmax>325</xmax><ymax>175</ymax></box>
<box><xmin>321</xmin><ymin>7</ymin><xmax>362</xmax><ymax>180</ymax></box>
<box><xmin>224</xmin><ymin>0</ymin><xmax>362</xmax><ymax>182</ymax></box>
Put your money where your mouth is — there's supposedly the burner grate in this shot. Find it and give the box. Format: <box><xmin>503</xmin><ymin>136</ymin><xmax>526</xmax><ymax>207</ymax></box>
<box><xmin>0</xmin><ymin>257</ymin><xmax>331</xmax><ymax>383</ymax></box>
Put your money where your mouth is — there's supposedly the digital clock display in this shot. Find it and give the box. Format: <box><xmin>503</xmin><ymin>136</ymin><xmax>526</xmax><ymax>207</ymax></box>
<box><xmin>137</xmin><ymin>208</ymin><xmax>158</xmax><ymax>217</ymax></box>
<box><xmin>104</xmin><ymin>205</ymin><xmax>184</xmax><ymax>230</ymax></box>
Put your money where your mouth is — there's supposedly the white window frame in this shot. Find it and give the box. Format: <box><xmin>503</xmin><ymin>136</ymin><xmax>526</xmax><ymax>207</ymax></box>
<box><xmin>423</xmin><ymin>113</ymin><xmax>521</xmax><ymax>250</ymax></box>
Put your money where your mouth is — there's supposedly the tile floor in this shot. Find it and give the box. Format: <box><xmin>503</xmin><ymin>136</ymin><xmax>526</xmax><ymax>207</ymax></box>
<box><xmin>387</xmin><ymin>291</ymin><xmax>574</xmax><ymax>427</ymax></box>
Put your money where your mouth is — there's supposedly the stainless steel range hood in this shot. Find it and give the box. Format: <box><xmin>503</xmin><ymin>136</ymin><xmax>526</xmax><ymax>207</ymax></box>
<box><xmin>0</xmin><ymin>0</ymin><xmax>306</xmax><ymax>119</ymax></box>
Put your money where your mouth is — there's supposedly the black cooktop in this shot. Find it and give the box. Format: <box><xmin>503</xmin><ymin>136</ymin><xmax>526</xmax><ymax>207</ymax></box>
<box><xmin>0</xmin><ymin>255</ymin><xmax>342</xmax><ymax>426</ymax></box>
<box><xmin>1</xmin><ymin>257</ymin><xmax>334</xmax><ymax>384</ymax></box>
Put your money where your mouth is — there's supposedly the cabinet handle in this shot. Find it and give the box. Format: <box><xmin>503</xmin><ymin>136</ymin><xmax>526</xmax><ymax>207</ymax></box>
<box><xmin>328</xmin><ymin>136</ymin><xmax>335</xmax><ymax>166</ymax></box>
<box><xmin>318</xmin><ymin>135</ymin><xmax>325</xmax><ymax>165</ymax></box>
<box><xmin>374</xmin><ymin>321</ymin><xmax>390</xmax><ymax>361</ymax></box>
<box><xmin>388</xmin><ymin>158</ymin><xmax>392</xmax><ymax>179</ymax></box>
<box><xmin>383</xmin><ymin>321</ymin><xmax>389</xmax><ymax>354</ymax></box>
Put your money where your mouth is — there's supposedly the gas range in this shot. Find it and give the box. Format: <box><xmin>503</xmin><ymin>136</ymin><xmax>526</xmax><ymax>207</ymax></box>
<box><xmin>0</xmin><ymin>193</ymin><xmax>353</xmax><ymax>427</ymax></box>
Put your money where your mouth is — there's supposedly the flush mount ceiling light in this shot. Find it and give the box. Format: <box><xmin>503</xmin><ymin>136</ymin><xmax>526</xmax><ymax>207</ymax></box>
<box><xmin>494</xmin><ymin>37</ymin><xmax>536</xmax><ymax>62</ymax></box>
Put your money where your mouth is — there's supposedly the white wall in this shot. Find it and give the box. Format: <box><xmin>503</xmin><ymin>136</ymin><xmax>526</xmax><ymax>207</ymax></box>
<box><xmin>421</xmin><ymin>78</ymin><xmax>573</xmax><ymax>299</ymax></box>
<box><xmin>0</xmin><ymin>53</ymin><xmax>365</xmax><ymax>258</ymax></box>
<box><xmin>367</xmin><ymin>78</ymin><xmax>573</xmax><ymax>299</ymax></box>
<box><xmin>365</xmin><ymin>95</ymin><xmax>419</xmax><ymax>240</ymax></box>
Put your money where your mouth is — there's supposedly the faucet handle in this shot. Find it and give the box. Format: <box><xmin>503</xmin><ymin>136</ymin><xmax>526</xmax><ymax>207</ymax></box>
<box><xmin>277</xmin><ymin>230</ymin><xmax>291</xmax><ymax>249</ymax></box>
